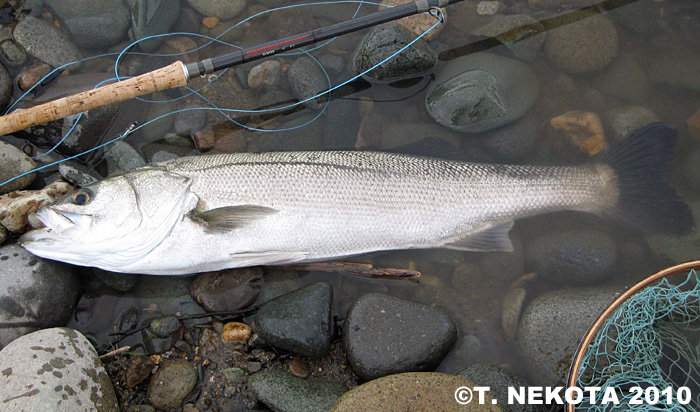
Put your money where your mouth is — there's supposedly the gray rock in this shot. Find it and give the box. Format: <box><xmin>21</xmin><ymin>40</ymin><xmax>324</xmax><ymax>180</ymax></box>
<box><xmin>249</xmin><ymin>370</ymin><xmax>347</xmax><ymax>412</ymax></box>
<box><xmin>0</xmin><ymin>328</ymin><xmax>118</xmax><ymax>411</ymax></box>
<box><xmin>591</xmin><ymin>53</ymin><xmax>650</xmax><ymax>104</ymax></box>
<box><xmin>56</xmin><ymin>102</ymin><xmax>125</xmax><ymax>156</ymax></box>
<box><xmin>604</xmin><ymin>106</ymin><xmax>659</xmax><ymax>142</ymax></box>
<box><xmin>516</xmin><ymin>287</ymin><xmax>619</xmax><ymax>386</ymax></box>
<box><xmin>172</xmin><ymin>7</ymin><xmax>200</xmax><ymax>34</ymax></box>
<box><xmin>248</xmin><ymin>60</ymin><xmax>282</xmax><ymax>90</ymax></box>
<box><xmin>472</xmin><ymin>14</ymin><xmax>546</xmax><ymax>62</ymax></box>
<box><xmin>479</xmin><ymin>235</ymin><xmax>524</xmax><ymax>283</ymax></box>
<box><xmin>190</xmin><ymin>267</ymin><xmax>263</xmax><ymax>312</ymax></box>
<box><xmin>93</xmin><ymin>268</ymin><xmax>139</xmax><ymax>292</ymax></box>
<box><xmin>525</xmin><ymin>230</ymin><xmax>618</xmax><ymax>286</ymax></box>
<box><xmin>648</xmin><ymin>52</ymin><xmax>700</xmax><ymax>93</ymax></box>
<box><xmin>425</xmin><ymin>53</ymin><xmax>539</xmax><ymax>133</ymax></box>
<box><xmin>0</xmin><ymin>39</ymin><xmax>28</xmax><ymax>66</ymax></box>
<box><xmin>0</xmin><ymin>244</ymin><xmax>81</xmax><ymax>349</ymax></box>
<box><xmin>343</xmin><ymin>293</ymin><xmax>457</xmax><ymax>380</ymax></box>
<box><xmin>147</xmin><ymin>359</ymin><xmax>197</xmax><ymax>410</ymax></box>
<box><xmin>528</xmin><ymin>0</ymin><xmax>599</xmax><ymax>9</ymax></box>
<box><xmin>131</xmin><ymin>0</ymin><xmax>180</xmax><ymax>52</ymax></box>
<box><xmin>457</xmin><ymin>364</ymin><xmax>535</xmax><ymax>412</ymax></box>
<box><xmin>288</xmin><ymin>56</ymin><xmax>329</xmax><ymax>111</ymax></box>
<box><xmin>104</xmin><ymin>141</ymin><xmax>146</xmax><ymax>175</ymax></box>
<box><xmin>174</xmin><ymin>107</ymin><xmax>207</xmax><ymax>137</ymax></box>
<box><xmin>351</xmin><ymin>22</ymin><xmax>437</xmax><ymax>82</ymax></box>
<box><xmin>58</xmin><ymin>161</ymin><xmax>100</xmax><ymax>187</ymax></box>
<box><xmin>13</xmin><ymin>15</ymin><xmax>83</xmax><ymax>69</ymax></box>
<box><xmin>609</xmin><ymin>0</ymin><xmax>660</xmax><ymax>35</ymax></box>
<box><xmin>544</xmin><ymin>11</ymin><xmax>617</xmax><ymax>74</ymax></box>
<box><xmin>187</xmin><ymin>0</ymin><xmax>247</xmax><ymax>20</ymax></box>
<box><xmin>477</xmin><ymin>114</ymin><xmax>540</xmax><ymax>162</ymax></box>
<box><xmin>46</xmin><ymin>0</ymin><xmax>130</xmax><ymax>49</ymax></box>
<box><xmin>319</xmin><ymin>54</ymin><xmax>346</xmax><ymax>76</ymax></box>
<box><xmin>256</xmin><ymin>282</ymin><xmax>332</xmax><ymax>357</ymax></box>
<box><xmin>150</xmin><ymin>150</ymin><xmax>180</xmax><ymax>163</ymax></box>
<box><xmin>150</xmin><ymin>315</ymin><xmax>181</xmax><ymax>338</ymax></box>
<box><xmin>0</xmin><ymin>141</ymin><xmax>36</xmax><ymax>194</ymax></box>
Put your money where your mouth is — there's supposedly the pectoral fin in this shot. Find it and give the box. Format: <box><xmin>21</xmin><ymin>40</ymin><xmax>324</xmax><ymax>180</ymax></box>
<box><xmin>442</xmin><ymin>220</ymin><xmax>514</xmax><ymax>252</ymax></box>
<box><xmin>194</xmin><ymin>205</ymin><xmax>279</xmax><ymax>233</ymax></box>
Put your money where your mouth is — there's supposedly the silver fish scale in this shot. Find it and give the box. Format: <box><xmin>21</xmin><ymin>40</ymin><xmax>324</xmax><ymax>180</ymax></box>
<box><xmin>159</xmin><ymin>151</ymin><xmax>609</xmax><ymax>258</ymax></box>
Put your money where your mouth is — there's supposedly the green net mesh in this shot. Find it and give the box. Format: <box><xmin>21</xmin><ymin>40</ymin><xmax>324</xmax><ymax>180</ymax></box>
<box><xmin>574</xmin><ymin>269</ymin><xmax>700</xmax><ymax>411</ymax></box>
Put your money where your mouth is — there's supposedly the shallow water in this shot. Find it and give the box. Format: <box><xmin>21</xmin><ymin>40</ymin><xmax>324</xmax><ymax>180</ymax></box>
<box><xmin>4</xmin><ymin>0</ymin><xmax>700</xmax><ymax>403</ymax></box>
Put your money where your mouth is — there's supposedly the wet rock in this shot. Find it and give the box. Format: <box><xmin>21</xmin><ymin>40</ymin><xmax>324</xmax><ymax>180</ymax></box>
<box><xmin>591</xmin><ymin>53</ymin><xmax>649</xmax><ymax>104</ymax></box>
<box><xmin>202</xmin><ymin>16</ymin><xmax>220</xmax><ymax>29</ymax></box>
<box><xmin>58</xmin><ymin>161</ymin><xmax>100</xmax><ymax>187</ymax></box>
<box><xmin>331</xmin><ymin>372</ymin><xmax>501</xmax><ymax>412</ymax></box>
<box><xmin>0</xmin><ymin>180</ymin><xmax>73</xmax><ymax>233</ymax></box>
<box><xmin>318</xmin><ymin>54</ymin><xmax>345</xmax><ymax>76</ymax></box>
<box><xmin>688</xmin><ymin>107</ymin><xmax>700</xmax><ymax>141</ymax></box>
<box><xmin>457</xmin><ymin>364</ymin><xmax>534</xmax><ymax>412</ymax></box>
<box><xmin>289</xmin><ymin>359</ymin><xmax>310</xmax><ymax>378</ymax></box>
<box><xmin>150</xmin><ymin>150</ymin><xmax>180</xmax><ymax>163</ymax></box>
<box><xmin>174</xmin><ymin>107</ymin><xmax>207</xmax><ymax>137</ymax></box>
<box><xmin>544</xmin><ymin>11</ymin><xmax>617</xmax><ymax>74</ymax></box>
<box><xmin>472</xmin><ymin>14</ymin><xmax>546</xmax><ymax>62</ymax></box>
<box><xmin>379</xmin><ymin>0</ymin><xmax>446</xmax><ymax>41</ymax></box>
<box><xmin>104</xmin><ymin>141</ymin><xmax>146</xmax><ymax>175</ymax></box>
<box><xmin>477</xmin><ymin>115</ymin><xmax>539</xmax><ymax>163</ymax></box>
<box><xmin>198</xmin><ymin>327</ymin><xmax>220</xmax><ymax>358</ymax></box>
<box><xmin>131</xmin><ymin>0</ymin><xmax>180</xmax><ymax>52</ymax></box>
<box><xmin>93</xmin><ymin>269</ymin><xmax>139</xmax><ymax>292</ymax></box>
<box><xmin>425</xmin><ymin>53</ymin><xmax>539</xmax><ymax>133</ymax></box>
<box><xmin>287</xmin><ymin>56</ymin><xmax>328</xmax><ymax>110</ymax></box>
<box><xmin>187</xmin><ymin>0</ymin><xmax>247</xmax><ymax>20</ymax></box>
<box><xmin>13</xmin><ymin>15</ymin><xmax>83</xmax><ymax>69</ymax></box>
<box><xmin>604</xmin><ymin>106</ymin><xmax>659</xmax><ymax>142</ymax></box>
<box><xmin>547</xmin><ymin>111</ymin><xmax>606</xmax><ymax>160</ymax></box>
<box><xmin>190</xmin><ymin>267</ymin><xmax>262</xmax><ymax>312</ymax></box>
<box><xmin>646</xmin><ymin>201</ymin><xmax>700</xmax><ymax>263</ymax></box>
<box><xmin>0</xmin><ymin>328</ymin><xmax>118</xmax><ymax>411</ymax></box>
<box><xmin>501</xmin><ymin>288</ymin><xmax>526</xmax><ymax>343</ymax></box>
<box><xmin>516</xmin><ymin>287</ymin><xmax>619</xmax><ymax>386</ymax></box>
<box><xmin>136</xmin><ymin>93</ymin><xmax>179</xmax><ymax>143</ymax></box>
<box><xmin>147</xmin><ymin>359</ymin><xmax>197</xmax><ymax>410</ymax></box>
<box><xmin>150</xmin><ymin>315</ymin><xmax>181</xmax><ymax>339</ymax></box>
<box><xmin>46</xmin><ymin>0</ymin><xmax>130</xmax><ymax>49</ymax></box>
<box><xmin>0</xmin><ymin>39</ymin><xmax>27</xmax><ymax>67</ymax></box>
<box><xmin>173</xmin><ymin>7</ymin><xmax>200</xmax><ymax>34</ymax></box>
<box><xmin>479</xmin><ymin>236</ymin><xmax>524</xmax><ymax>284</ymax></box>
<box><xmin>248</xmin><ymin>60</ymin><xmax>282</xmax><ymax>90</ymax></box>
<box><xmin>351</xmin><ymin>22</ymin><xmax>437</xmax><ymax>82</ymax></box>
<box><xmin>18</xmin><ymin>64</ymin><xmax>50</xmax><ymax>91</ymax></box>
<box><xmin>343</xmin><ymin>293</ymin><xmax>457</xmax><ymax>380</ymax></box>
<box><xmin>0</xmin><ymin>141</ymin><xmax>36</xmax><ymax>195</ymax></box>
<box><xmin>648</xmin><ymin>52</ymin><xmax>700</xmax><ymax>93</ymax></box>
<box><xmin>529</xmin><ymin>0</ymin><xmax>598</xmax><ymax>9</ymax></box>
<box><xmin>250</xmin><ymin>370</ymin><xmax>347</xmax><ymax>412</ymax></box>
<box><xmin>255</xmin><ymin>282</ymin><xmax>333</xmax><ymax>357</ymax></box>
<box><xmin>125</xmin><ymin>355</ymin><xmax>155</xmax><ymax>388</ymax></box>
<box><xmin>476</xmin><ymin>1</ymin><xmax>500</xmax><ymax>15</ymax></box>
<box><xmin>526</xmin><ymin>230</ymin><xmax>617</xmax><ymax>286</ymax></box>
<box><xmin>222</xmin><ymin>322</ymin><xmax>251</xmax><ymax>342</ymax></box>
<box><xmin>609</xmin><ymin>0</ymin><xmax>660</xmax><ymax>36</ymax></box>
<box><xmin>0</xmin><ymin>63</ymin><xmax>10</xmax><ymax>113</ymax></box>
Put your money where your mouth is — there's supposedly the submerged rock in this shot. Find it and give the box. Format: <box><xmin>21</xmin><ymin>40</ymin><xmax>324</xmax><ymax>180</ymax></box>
<box><xmin>591</xmin><ymin>53</ymin><xmax>650</xmax><ymax>104</ymax></box>
<box><xmin>0</xmin><ymin>328</ymin><xmax>118</xmax><ymax>411</ymax></box>
<box><xmin>648</xmin><ymin>52</ymin><xmax>700</xmax><ymax>93</ymax></box>
<box><xmin>190</xmin><ymin>267</ymin><xmax>263</xmax><ymax>312</ymax></box>
<box><xmin>457</xmin><ymin>364</ymin><xmax>535</xmax><ymax>412</ymax></box>
<box><xmin>604</xmin><ymin>106</ymin><xmax>659</xmax><ymax>142</ymax></box>
<box><xmin>343</xmin><ymin>293</ymin><xmax>457</xmax><ymax>380</ymax></box>
<box><xmin>351</xmin><ymin>22</ymin><xmax>437</xmax><ymax>82</ymax></box>
<box><xmin>187</xmin><ymin>0</ymin><xmax>247</xmax><ymax>20</ymax></box>
<box><xmin>250</xmin><ymin>370</ymin><xmax>347</xmax><ymax>412</ymax></box>
<box><xmin>287</xmin><ymin>56</ymin><xmax>329</xmax><ymax>111</ymax></box>
<box><xmin>147</xmin><ymin>359</ymin><xmax>197</xmax><ymax>410</ymax></box>
<box><xmin>46</xmin><ymin>0</ymin><xmax>130</xmax><ymax>49</ymax></box>
<box><xmin>13</xmin><ymin>15</ymin><xmax>83</xmax><ymax>69</ymax></box>
<box><xmin>425</xmin><ymin>53</ymin><xmax>539</xmax><ymax>133</ymax></box>
<box><xmin>472</xmin><ymin>14</ymin><xmax>546</xmax><ymax>62</ymax></box>
<box><xmin>131</xmin><ymin>0</ymin><xmax>181</xmax><ymax>52</ymax></box>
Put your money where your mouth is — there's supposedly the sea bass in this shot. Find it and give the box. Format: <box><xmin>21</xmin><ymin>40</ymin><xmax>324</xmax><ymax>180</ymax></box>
<box><xmin>20</xmin><ymin>123</ymin><xmax>693</xmax><ymax>275</ymax></box>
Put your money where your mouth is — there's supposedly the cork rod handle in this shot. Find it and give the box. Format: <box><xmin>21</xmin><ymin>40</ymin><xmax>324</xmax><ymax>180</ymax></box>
<box><xmin>0</xmin><ymin>61</ymin><xmax>189</xmax><ymax>136</ymax></box>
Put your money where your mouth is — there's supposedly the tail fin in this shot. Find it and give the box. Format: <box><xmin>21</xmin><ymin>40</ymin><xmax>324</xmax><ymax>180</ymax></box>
<box><xmin>594</xmin><ymin>122</ymin><xmax>694</xmax><ymax>236</ymax></box>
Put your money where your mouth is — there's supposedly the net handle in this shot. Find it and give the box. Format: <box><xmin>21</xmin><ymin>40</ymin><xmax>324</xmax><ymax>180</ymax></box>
<box><xmin>566</xmin><ymin>260</ymin><xmax>700</xmax><ymax>412</ymax></box>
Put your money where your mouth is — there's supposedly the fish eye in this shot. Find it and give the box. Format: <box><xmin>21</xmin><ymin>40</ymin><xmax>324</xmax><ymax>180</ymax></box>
<box><xmin>71</xmin><ymin>189</ymin><xmax>94</xmax><ymax>205</ymax></box>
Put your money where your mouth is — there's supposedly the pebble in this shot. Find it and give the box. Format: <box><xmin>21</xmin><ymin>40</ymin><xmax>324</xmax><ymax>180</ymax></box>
<box><xmin>147</xmin><ymin>359</ymin><xmax>197</xmax><ymax>410</ymax></box>
<box><xmin>379</xmin><ymin>0</ymin><xmax>445</xmax><ymax>41</ymax></box>
<box><xmin>0</xmin><ymin>141</ymin><xmax>36</xmax><ymax>195</ymax></box>
<box><xmin>13</xmin><ymin>15</ymin><xmax>83</xmax><ymax>69</ymax></box>
<box><xmin>516</xmin><ymin>287</ymin><xmax>620</xmax><ymax>386</ymax></box>
<box><xmin>547</xmin><ymin>111</ymin><xmax>606</xmax><ymax>161</ymax></box>
<box><xmin>604</xmin><ymin>106</ymin><xmax>659</xmax><ymax>142</ymax></box>
<box><xmin>0</xmin><ymin>328</ymin><xmax>119</xmax><ymax>411</ymax></box>
<box><xmin>352</xmin><ymin>23</ymin><xmax>437</xmax><ymax>82</ymax></box>
<box><xmin>591</xmin><ymin>53</ymin><xmax>649</xmax><ymax>104</ymax></box>
<box><xmin>0</xmin><ymin>179</ymin><xmax>72</xmax><ymax>233</ymax></box>
<box><xmin>246</xmin><ymin>361</ymin><xmax>263</xmax><ymax>373</ymax></box>
<box><xmin>544</xmin><ymin>11</ymin><xmax>618</xmax><ymax>74</ymax></box>
<box><xmin>18</xmin><ymin>64</ymin><xmax>51</xmax><ymax>91</ymax></box>
<box><xmin>222</xmin><ymin>322</ymin><xmax>251</xmax><ymax>342</ymax></box>
<box><xmin>255</xmin><ymin>282</ymin><xmax>333</xmax><ymax>357</ymax></box>
<box><xmin>0</xmin><ymin>39</ymin><xmax>27</xmax><ymax>66</ymax></box>
<box><xmin>343</xmin><ymin>293</ymin><xmax>457</xmax><ymax>380</ymax></box>
<box><xmin>104</xmin><ymin>141</ymin><xmax>146</xmax><ymax>175</ymax></box>
<box><xmin>202</xmin><ymin>16</ymin><xmax>220</xmax><ymax>29</ymax></box>
<box><xmin>126</xmin><ymin>356</ymin><xmax>156</xmax><ymax>388</ymax></box>
<box><xmin>174</xmin><ymin>107</ymin><xmax>207</xmax><ymax>137</ymax></box>
<box><xmin>46</xmin><ymin>0</ymin><xmax>130</xmax><ymax>49</ymax></box>
<box><xmin>198</xmin><ymin>327</ymin><xmax>220</xmax><ymax>358</ymax></box>
<box><xmin>248</xmin><ymin>60</ymin><xmax>282</xmax><ymax>90</ymax></box>
<box><xmin>501</xmin><ymin>287</ymin><xmax>526</xmax><ymax>342</ymax></box>
<box><xmin>648</xmin><ymin>52</ymin><xmax>700</xmax><ymax>93</ymax></box>
<box><xmin>289</xmin><ymin>359</ymin><xmax>310</xmax><ymax>378</ymax></box>
<box><xmin>187</xmin><ymin>0</ymin><xmax>247</xmax><ymax>20</ymax></box>
<box><xmin>331</xmin><ymin>372</ymin><xmax>501</xmax><ymax>412</ymax></box>
<box><xmin>130</xmin><ymin>0</ymin><xmax>181</xmax><ymax>52</ymax></box>
<box><xmin>287</xmin><ymin>56</ymin><xmax>328</xmax><ymax>110</ymax></box>
<box><xmin>472</xmin><ymin>14</ymin><xmax>546</xmax><ymax>62</ymax></box>
<box><xmin>150</xmin><ymin>315</ymin><xmax>181</xmax><ymax>339</ymax></box>
<box><xmin>457</xmin><ymin>364</ymin><xmax>534</xmax><ymax>412</ymax></box>
<box><xmin>189</xmin><ymin>267</ymin><xmax>263</xmax><ymax>312</ymax></box>
<box><xmin>0</xmin><ymin>62</ymin><xmax>10</xmax><ymax>114</ymax></box>
<box><xmin>425</xmin><ymin>53</ymin><xmax>539</xmax><ymax>133</ymax></box>
<box><xmin>249</xmin><ymin>370</ymin><xmax>347</xmax><ymax>412</ymax></box>
<box><xmin>476</xmin><ymin>1</ymin><xmax>500</xmax><ymax>15</ymax></box>
<box><xmin>194</xmin><ymin>129</ymin><xmax>216</xmax><ymax>152</ymax></box>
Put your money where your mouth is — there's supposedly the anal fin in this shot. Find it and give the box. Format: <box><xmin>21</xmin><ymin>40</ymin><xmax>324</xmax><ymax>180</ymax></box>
<box><xmin>442</xmin><ymin>220</ymin><xmax>514</xmax><ymax>252</ymax></box>
<box><xmin>194</xmin><ymin>204</ymin><xmax>279</xmax><ymax>233</ymax></box>
<box><xmin>229</xmin><ymin>251</ymin><xmax>309</xmax><ymax>267</ymax></box>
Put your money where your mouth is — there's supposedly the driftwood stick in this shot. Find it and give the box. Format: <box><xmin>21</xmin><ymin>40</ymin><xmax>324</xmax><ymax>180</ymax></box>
<box><xmin>275</xmin><ymin>262</ymin><xmax>421</xmax><ymax>279</ymax></box>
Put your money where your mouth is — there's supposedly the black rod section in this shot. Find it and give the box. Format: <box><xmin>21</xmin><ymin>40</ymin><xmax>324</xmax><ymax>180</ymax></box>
<box><xmin>186</xmin><ymin>0</ymin><xmax>461</xmax><ymax>78</ymax></box>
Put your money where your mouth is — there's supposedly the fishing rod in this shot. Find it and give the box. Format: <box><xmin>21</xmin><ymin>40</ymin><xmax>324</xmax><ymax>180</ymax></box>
<box><xmin>0</xmin><ymin>0</ymin><xmax>460</xmax><ymax>137</ymax></box>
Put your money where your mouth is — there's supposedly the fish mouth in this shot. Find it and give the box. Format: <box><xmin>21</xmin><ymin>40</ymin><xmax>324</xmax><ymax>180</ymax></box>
<box><xmin>20</xmin><ymin>207</ymin><xmax>93</xmax><ymax>246</ymax></box>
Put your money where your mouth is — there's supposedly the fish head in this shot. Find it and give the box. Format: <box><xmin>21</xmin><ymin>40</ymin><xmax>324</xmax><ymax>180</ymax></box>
<box><xmin>20</xmin><ymin>167</ymin><xmax>194</xmax><ymax>271</ymax></box>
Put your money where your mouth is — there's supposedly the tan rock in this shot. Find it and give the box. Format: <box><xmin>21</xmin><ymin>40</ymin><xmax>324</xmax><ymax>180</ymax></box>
<box><xmin>378</xmin><ymin>0</ymin><xmax>445</xmax><ymax>41</ymax></box>
<box><xmin>202</xmin><ymin>17</ymin><xmax>220</xmax><ymax>29</ymax></box>
<box><xmin>549</xmin><ymin>111</ymin><xmax>607</xmax><ymax>160</ymax></box>
<box><xmin>0</xmin><ymin>179</ymin><xmax>73</xmax><ymax>233</ymax></box>
<box><xmin>501</xmin><ymin>287</ymin><xmax>526</xmax><ymax>342</ymax></box>
<box><xmin>222</xmin><ymin>322</ymin><xmax>252</xmax><ymax>342</ymax></box>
